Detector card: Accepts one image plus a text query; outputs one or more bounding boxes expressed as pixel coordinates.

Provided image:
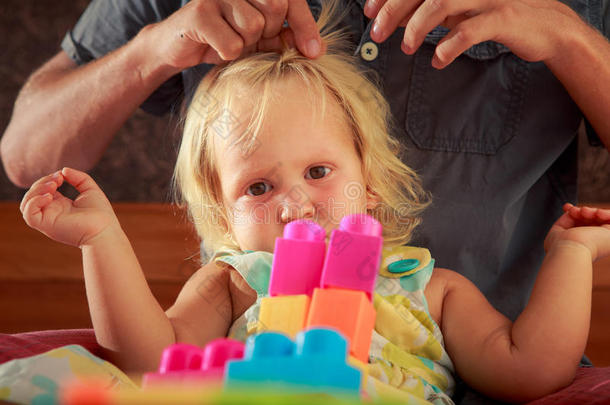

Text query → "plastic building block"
[347,356,369,392]
[142,339,244,387]
[225,328,361,396]
[258,294,310,337]
[305,288,375,363]
[61,382,367,405]
[61,382,220,405]
[269,219,326,296]
[320,214,383,299]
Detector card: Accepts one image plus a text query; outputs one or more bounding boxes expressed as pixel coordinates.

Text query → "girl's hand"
[544,203,610,261]
[20,167,119,248]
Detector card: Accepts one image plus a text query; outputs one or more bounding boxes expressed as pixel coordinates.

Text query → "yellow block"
[258,295,310,338]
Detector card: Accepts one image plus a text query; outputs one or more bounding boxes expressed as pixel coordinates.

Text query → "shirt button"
[360,41,378,61]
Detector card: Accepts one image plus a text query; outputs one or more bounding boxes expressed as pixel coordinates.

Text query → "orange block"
[305,288,375,362]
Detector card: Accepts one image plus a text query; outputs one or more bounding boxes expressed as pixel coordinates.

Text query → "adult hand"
[145,0,322,70]
[363,0,584,69]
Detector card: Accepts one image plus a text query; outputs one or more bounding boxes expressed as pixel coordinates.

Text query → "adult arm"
[0,0,322,188]
[0,37,178,188]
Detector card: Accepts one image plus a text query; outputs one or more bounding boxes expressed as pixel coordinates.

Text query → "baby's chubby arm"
[165,262,254,347]
[438,204,610,403]
[20,168,234,373]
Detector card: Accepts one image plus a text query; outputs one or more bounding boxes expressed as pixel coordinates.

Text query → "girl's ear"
[365,186,380,210]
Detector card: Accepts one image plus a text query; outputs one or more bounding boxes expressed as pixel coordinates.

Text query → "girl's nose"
[279,192,315,223]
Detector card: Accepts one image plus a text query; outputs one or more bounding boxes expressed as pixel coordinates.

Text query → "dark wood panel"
[0,203,608,366]
[0,281,183,334]
[0,202,201,282]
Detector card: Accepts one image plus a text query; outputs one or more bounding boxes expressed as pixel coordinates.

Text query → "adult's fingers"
[403,0,484,54]
[220,0,266,47]
[364,0,387,19]
[247,0,288,38]
[256,27,296,52]
[432,12,497,69]
[190,7,245,60]
[371,0,421,43]
[285,0,322,58]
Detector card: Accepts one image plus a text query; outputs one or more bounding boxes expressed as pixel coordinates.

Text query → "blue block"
[225,328,361,396]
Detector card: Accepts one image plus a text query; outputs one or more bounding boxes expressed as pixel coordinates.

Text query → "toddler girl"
[20,2,610,404]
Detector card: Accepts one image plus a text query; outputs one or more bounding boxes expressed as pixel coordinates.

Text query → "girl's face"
[215,77,377,252]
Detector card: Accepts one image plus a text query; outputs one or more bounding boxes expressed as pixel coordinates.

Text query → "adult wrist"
[131,23,183,86]
[543,6,593,69]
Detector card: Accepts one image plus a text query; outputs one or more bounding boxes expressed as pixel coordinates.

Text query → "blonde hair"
[173,0,430,257]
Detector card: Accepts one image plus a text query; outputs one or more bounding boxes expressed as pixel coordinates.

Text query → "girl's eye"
[306,166,331,180]
[246,182,272,196]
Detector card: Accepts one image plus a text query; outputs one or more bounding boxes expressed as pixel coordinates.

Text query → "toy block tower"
[306,213,382,362]
[258,219,326,337]
[142,338,245,387]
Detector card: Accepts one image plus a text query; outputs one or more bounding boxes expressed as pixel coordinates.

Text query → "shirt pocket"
[405,26,531,155]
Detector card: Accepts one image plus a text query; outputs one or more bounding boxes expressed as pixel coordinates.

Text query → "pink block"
[269,219,326,296]
[320,214,383,299]
[142,338,244,387]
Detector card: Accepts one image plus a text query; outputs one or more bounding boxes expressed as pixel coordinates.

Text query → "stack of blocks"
[259,214,382,363]
[135,213,384,400]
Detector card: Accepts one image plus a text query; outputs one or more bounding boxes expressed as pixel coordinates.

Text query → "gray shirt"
[61,1,608,401]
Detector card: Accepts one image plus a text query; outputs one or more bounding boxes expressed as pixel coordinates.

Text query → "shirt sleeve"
[60,0,184,116]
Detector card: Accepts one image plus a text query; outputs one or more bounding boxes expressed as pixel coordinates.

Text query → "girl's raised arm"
[437,205,610,403]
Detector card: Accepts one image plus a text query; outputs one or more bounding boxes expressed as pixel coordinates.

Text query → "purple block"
[142,338,244,387]
[269,219,326,296]
[320,214,383,299]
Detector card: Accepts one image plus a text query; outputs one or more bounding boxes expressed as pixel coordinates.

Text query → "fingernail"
[364,0,375,17]
[306,39,320,57]
[52,170,61,179]
[371,22,383,41]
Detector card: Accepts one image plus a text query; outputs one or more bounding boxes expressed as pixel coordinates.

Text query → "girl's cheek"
[230,200,274,227]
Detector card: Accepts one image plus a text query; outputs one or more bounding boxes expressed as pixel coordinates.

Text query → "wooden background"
[0,202,609,367]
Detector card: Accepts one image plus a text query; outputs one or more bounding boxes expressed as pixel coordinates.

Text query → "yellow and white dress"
[215,245,456,405]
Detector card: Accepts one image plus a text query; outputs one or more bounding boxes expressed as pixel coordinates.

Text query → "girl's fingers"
[20,171,63,213]
[579,206,598,220]
[595,208,610,222]
[22,193,53,228]
[60,167,102,195]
